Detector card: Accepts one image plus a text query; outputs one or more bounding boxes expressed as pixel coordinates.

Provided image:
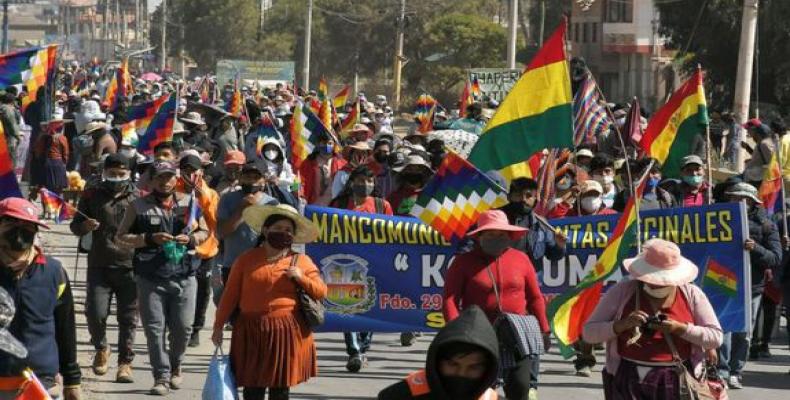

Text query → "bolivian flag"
[468,20,573,173]
[639,69,708,178]
[548,172,648,357]
[703,258,737,297]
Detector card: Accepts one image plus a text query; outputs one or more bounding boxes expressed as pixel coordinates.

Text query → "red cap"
[743,118,762,129]
[0,198,49,229]
[224,150,246,166]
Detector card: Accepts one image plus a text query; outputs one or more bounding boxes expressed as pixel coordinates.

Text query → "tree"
[657,0,790,117]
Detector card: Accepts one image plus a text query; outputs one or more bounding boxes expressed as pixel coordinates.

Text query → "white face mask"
[594,174,614,186]
[264,149,279,161]
[643,284,674,299]
[581,197,602,213]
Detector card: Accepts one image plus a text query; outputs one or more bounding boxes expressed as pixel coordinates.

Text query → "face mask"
[682,175,704,187]
[264,149,279,161]
[241,184,263,195]
[319,144,333,155]
[352,183,374,198]
[479,237,510,257]
[556,177,572,191]
[646,177,660,189]
[119,148,137,158]
[401,173,423,186]
[643,285,674,298]
[3,227,36,252]
[266,231,294,250]
[593,174,614,186]
[152,189,172,201]
[581,197,602,213]
[373,152,389,164]
[441,376,484,400]
[102,176,129,192]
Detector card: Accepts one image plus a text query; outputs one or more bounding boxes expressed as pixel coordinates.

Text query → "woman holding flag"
[583,239,722,399]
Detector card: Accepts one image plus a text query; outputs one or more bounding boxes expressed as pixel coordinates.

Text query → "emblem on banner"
[320,254,376,314]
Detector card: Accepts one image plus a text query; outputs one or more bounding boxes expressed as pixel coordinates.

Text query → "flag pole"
[701,65,714,205]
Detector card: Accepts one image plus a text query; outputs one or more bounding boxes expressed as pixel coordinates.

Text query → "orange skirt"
[230,310,317,388]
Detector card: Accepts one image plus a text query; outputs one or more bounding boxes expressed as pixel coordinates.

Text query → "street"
[40,224,790,399]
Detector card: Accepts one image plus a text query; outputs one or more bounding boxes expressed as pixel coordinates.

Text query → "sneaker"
[400,332,417,347]
[170,367,183,390]
[188,331,200,348]
[346,355,363,373]
[116,363,134,383]
[576,366,592,377]
[528,388,538,400]
[92,348,110,376]
[150,381,170,396]
[728,375,743,389]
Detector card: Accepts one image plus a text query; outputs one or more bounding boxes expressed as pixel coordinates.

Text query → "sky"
[149,0,162,12]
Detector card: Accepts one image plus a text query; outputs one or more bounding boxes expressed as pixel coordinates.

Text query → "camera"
[641,313,667,336]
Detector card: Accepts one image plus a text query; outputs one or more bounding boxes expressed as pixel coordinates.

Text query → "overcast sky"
[149,0,161,12]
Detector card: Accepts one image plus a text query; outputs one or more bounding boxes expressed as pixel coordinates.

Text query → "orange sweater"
[214,249,327,330]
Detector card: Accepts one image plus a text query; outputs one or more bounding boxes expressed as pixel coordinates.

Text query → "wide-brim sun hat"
[466,209,527,239]
[242,204,319,244]
[725,182,762,204]
[393,154,433,173]
[623,238,699,286]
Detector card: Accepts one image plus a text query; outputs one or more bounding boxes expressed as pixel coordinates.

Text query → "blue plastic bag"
[202,346,238,400]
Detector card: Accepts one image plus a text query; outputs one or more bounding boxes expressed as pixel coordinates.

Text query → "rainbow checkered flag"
[410,151,508,241]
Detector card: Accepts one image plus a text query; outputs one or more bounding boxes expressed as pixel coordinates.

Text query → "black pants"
[574,340,597,369]
[85,267,138,364]
[243,387,289,400]
[193,258,216,333]
[503,356,533,400]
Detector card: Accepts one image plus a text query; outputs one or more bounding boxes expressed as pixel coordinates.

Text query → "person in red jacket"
[443,209,549,400]
[298,134,346,206]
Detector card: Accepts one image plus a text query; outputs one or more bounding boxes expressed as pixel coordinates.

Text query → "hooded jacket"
[378,306,499,400]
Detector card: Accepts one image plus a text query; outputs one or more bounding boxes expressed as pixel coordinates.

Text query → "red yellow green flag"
[639,69,708,178]
[702,258,737,297]
[548,174,648,357]
[333,85,350,109]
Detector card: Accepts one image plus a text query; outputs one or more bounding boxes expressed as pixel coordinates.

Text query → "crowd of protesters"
[0,56,789,400]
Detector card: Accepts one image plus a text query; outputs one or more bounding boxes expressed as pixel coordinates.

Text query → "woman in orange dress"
[212,204,327,400]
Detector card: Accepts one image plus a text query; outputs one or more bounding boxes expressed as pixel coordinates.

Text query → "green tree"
[657,0,790,117]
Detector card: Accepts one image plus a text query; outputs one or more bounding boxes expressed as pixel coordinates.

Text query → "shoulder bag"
[291,254,325,329]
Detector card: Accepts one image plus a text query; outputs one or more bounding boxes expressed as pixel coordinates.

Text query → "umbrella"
[140,72,163,82]
[428,129,479,159]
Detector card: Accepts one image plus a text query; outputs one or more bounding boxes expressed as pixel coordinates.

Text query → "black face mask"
[3,227,36,252]
[401,173,424,186]
[102,179,128,193]
[373,152,389,164]
[441,376,484,400]
[241,184,263,195]
[266,231,294,250]
[151,190,172,201]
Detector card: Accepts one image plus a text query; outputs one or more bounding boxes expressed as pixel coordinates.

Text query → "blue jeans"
[718,292,761,378]
[137,275,197,381]
[344,332,373,356]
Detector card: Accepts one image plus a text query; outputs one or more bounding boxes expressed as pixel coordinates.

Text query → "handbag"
[202,346,238,400]
[485,262,544,362]
[291,254,325,329]
[635,285,720,400]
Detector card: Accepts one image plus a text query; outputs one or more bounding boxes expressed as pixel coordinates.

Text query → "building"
[569,0,678,112]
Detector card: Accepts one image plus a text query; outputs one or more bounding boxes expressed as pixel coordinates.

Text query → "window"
[606,0,633,23]
[583,22,589,43]
[574,23,580,42]
[592,22,598,43]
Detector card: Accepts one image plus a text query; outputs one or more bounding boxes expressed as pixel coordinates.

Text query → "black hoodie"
[378,306,500,400]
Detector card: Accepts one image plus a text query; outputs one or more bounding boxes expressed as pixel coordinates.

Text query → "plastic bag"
[202,346,238,400]
[163,240,186,264]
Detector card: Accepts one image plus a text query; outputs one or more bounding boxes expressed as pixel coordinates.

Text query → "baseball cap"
[152,160,178,177]
[0,198,49,229]
[0,287,28,359]
[742,118,762,129]
[178,154,202,171]
[580,180,603,195]
[224,150,246,166]
[680,155,704,168]
[104,153,130,170]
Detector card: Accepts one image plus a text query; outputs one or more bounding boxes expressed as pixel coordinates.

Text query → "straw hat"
[242,204,319,244]
[623,239,699,286]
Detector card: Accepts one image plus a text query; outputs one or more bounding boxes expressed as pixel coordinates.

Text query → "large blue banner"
[305,203,750,333]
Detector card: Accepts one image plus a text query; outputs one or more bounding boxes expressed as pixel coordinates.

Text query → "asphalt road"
[38,223,790,399]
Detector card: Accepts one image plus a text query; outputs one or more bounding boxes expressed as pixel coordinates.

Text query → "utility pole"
[3,0,10,54]
[160,0,167,71]
[507,0,518,69]
[393,0,406,112]
[732,0,758,172]
[302,0,313,90]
